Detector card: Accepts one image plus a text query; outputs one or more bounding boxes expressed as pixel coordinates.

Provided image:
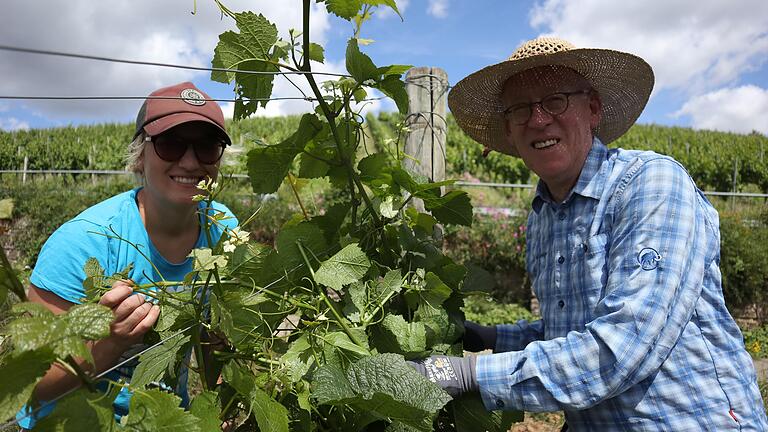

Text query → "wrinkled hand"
[463,321,497,352]
[98,280,160,349]
[407,355,478,398]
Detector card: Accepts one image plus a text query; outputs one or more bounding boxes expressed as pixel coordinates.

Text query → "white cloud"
[673,85,768,135]
[0,117,30,131]
[529,0,768,95]
[427,0,449,18]
[0,1,330,122]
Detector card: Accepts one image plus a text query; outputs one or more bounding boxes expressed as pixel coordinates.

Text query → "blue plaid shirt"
[476,139,768,431]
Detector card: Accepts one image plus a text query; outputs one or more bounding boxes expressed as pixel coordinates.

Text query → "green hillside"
[2,113,767,193]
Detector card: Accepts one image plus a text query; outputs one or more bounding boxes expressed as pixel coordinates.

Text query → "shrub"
[719,209,768,322]
[463,295,535,326]
[443,212,529,304]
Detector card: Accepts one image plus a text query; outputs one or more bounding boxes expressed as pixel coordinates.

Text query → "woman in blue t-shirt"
[18,81,238,428]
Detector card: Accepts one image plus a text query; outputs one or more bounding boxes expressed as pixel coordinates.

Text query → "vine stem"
[295,241,367,351]
[300,0,381,229]
[287,172,310,220]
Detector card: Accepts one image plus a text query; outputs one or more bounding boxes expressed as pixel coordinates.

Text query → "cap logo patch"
[180,88,206,106]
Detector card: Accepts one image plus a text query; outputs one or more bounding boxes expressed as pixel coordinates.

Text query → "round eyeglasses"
[503,90,591,125]
[146,133,227,165]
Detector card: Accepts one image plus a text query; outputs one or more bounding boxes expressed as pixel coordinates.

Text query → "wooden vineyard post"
[403,67,448,211]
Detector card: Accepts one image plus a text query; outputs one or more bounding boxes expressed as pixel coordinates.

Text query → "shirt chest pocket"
[570,232,610,322]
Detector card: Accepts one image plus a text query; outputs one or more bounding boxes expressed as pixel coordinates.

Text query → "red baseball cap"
[133,81,231,144]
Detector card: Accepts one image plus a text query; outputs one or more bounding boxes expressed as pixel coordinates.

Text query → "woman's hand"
[98,280,160,350]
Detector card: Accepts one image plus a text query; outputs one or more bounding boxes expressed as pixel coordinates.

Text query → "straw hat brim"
[447,48,654,157]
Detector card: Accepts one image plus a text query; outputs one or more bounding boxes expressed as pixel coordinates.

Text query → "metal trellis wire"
[0,44,353,78]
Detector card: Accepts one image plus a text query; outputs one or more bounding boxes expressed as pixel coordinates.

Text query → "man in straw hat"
[409,37,767,430]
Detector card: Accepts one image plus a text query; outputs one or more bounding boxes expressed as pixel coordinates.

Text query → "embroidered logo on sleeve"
[637,247,661,270]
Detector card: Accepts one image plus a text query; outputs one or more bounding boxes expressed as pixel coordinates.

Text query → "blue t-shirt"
[18,187,238,428]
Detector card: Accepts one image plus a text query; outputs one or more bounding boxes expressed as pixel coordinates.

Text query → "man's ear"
[589,91,603,129]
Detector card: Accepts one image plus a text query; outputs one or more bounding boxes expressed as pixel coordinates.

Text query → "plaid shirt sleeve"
[494,320,545,352]
[477,157,716,412]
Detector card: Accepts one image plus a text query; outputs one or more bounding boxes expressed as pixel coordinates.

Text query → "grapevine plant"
[0,1,522,430]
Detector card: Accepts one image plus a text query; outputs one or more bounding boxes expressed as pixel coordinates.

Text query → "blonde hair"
[125,131,146,181]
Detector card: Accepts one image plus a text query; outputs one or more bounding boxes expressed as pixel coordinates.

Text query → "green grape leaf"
[62,303,113,341]
[130,333,190,390]
[123,389,201,432]
[8,303,112,364]
[298,152,331,178]
[353,86,367,103]
[358,152,394,189]
[211,12,279,118]
[189,391,221,432]
[375,314,427,357]
[155,291,196,334]
[324,0,363,19]
[247,142,298,193]
[378,64,412,77]
[376,75,409,114]
[247,114,323,194]
[343,281,367,322]
[211,290,284,350]
[379,196,399,218]
[424,190,473,227]
[367,0,402,17]
[307,42,325,63]
[228,242,272,279]
[312,353,452,431]
[34,386,120,431]
[211,13,277,82]
[323,331,370,359]
[453,393,524,432]
[416,305,463,349]
[82,257,106,302]
[463,264,495,293]
[434,263,467,292]
[281,335,315,383]
[370,270,403,308]
[404,272,451,311]
[314,243,371,291]
[189,248,228,272]
[275,221,327,269]
[223,363,290,432]
[346,39,379,84]
[410,211,437,234]
[11,301,51,317]
[313,202,351,243]
[0,349,56,422]
[0,243,25,302]
[385,422,422,432]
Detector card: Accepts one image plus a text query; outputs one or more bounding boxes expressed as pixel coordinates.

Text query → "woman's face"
[141,121,224,208]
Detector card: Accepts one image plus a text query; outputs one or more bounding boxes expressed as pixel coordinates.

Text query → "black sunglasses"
[146,132,227,165]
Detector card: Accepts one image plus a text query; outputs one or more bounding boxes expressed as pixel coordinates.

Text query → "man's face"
[501,66,601,200]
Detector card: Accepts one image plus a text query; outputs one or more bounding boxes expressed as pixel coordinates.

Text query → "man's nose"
[526,103,553,128]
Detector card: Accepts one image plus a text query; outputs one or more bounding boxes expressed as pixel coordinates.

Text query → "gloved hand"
[463,321,497,352]
[407,355,478,398]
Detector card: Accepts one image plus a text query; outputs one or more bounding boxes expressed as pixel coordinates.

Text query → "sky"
[0,0,766,136]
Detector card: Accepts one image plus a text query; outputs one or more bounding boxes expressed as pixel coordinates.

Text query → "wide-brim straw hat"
[448,37,654,156]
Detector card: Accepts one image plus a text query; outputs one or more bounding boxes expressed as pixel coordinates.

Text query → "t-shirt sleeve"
[30,219,109,304]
